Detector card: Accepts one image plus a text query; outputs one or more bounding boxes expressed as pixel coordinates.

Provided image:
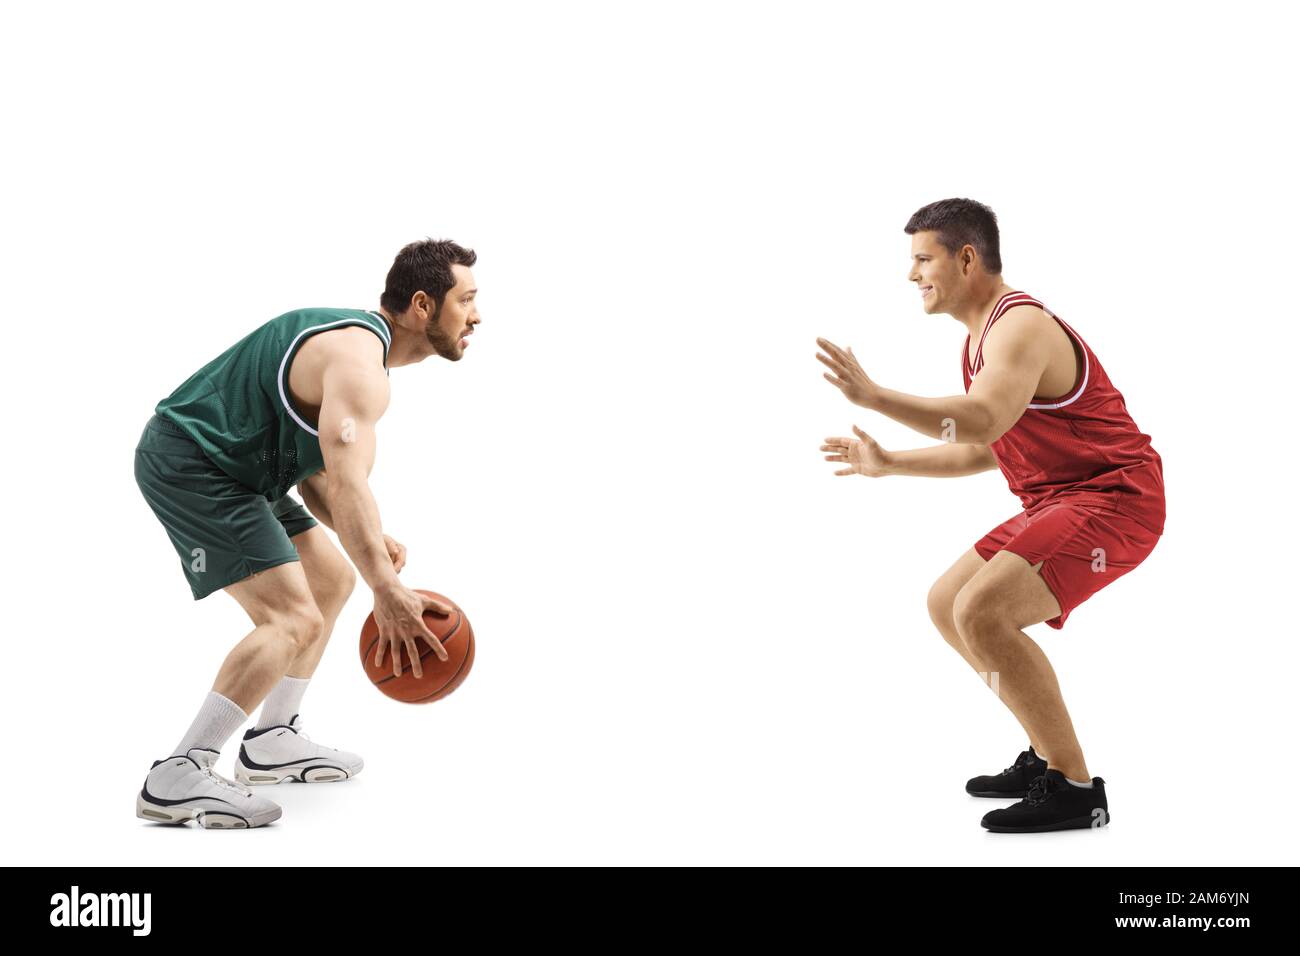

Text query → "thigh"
[224,560,318,626]
[958,550,1063,632]
[930,547,989,608]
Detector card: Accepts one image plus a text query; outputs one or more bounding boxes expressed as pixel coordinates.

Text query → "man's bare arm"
[315,355,400,595]
[822,425,997,477]
[883,442,999,477]
[962,308,1052,444]
[817,309,1050,445]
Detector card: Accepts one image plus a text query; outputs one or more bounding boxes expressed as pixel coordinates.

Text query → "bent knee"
[952,586,1002,644]
[926,579,959,633]
[271,603,326,652]
[318,563,357,615]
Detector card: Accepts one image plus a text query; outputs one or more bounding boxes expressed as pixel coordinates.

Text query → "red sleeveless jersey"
[962,291,1165,529]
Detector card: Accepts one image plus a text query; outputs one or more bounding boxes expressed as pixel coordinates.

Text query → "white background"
[2,0,1297,865]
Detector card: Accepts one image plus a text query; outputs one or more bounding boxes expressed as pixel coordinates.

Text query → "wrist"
[373,576,404,599]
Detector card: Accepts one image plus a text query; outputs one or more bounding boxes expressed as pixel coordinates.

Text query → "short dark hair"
[904,198,1001,274]
[381,239,477,315]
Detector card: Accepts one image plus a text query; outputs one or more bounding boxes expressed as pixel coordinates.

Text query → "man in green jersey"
[133,239,480,828]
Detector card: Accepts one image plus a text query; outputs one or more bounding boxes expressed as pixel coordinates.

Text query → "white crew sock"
[173,691,248,757]
[256,676,311,729]
[1065,777,1094,789]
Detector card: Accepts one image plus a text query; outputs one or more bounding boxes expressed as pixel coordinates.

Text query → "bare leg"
[928,549,1046,756]
[214,562,324,714]
[282,526,357,679]
[953,551,1090,781]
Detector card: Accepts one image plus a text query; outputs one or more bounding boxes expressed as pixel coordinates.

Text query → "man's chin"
[426,338,464,361]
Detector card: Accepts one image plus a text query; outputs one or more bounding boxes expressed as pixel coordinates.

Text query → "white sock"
[173,691,248,757]
[1065,776,1094,789]
[256,676,311,729]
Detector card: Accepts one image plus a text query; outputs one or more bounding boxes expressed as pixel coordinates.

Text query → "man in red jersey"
[817,198,1164,833]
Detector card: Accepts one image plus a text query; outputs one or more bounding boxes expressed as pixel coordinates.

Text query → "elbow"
[324,472,366,508]
[963,400,1009,445]
[966,411,999,445]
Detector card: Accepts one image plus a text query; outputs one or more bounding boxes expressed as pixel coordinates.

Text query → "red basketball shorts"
[973,495,1164,630]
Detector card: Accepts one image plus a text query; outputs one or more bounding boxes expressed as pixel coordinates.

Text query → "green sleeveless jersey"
[154,308,392,498]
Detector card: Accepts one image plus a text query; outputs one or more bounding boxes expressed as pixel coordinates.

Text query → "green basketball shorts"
[134,413,318,600]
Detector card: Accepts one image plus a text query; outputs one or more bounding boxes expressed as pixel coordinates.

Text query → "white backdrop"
[2,0,1296,865]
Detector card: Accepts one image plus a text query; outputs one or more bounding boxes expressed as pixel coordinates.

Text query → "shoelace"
[291,724,343,756]
[200,764,253,798]
[999,749,1036,776]
[290,721,341,754]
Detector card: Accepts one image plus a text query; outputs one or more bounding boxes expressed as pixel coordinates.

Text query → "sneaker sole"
[967,789,1030,798]
[982,814,1108,833]
[234,763,359,786]
[135,794,281,829]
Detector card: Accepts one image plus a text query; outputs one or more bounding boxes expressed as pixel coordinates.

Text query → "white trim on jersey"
[970,292,1039,373]
[278,316,392,437]
[1026,315,1090,410]
[364,311,393,350]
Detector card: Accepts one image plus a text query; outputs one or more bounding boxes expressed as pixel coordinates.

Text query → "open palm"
[820,425,890,477]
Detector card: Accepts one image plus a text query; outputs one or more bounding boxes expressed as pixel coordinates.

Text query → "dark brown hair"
[904,199,1001,274]
[381,239,477,316]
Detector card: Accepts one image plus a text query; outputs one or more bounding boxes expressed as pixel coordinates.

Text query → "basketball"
[359,589,475,703]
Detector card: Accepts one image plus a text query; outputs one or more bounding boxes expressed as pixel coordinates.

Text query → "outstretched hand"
[816,337,879,409]
[820,425,891,477]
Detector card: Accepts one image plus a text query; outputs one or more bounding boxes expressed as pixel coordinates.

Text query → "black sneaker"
[980,769,1110,833]
[965,746,1048,798]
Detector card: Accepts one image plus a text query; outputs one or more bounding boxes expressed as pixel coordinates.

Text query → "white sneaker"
[137,747,283,829]
[234,714,364,785]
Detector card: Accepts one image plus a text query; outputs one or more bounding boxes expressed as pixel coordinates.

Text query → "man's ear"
[960,244,977,276]
[413,290,434,320]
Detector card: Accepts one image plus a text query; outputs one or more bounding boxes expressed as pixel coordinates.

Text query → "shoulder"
[315,324,386,355]
[303,323,389,413]
[320,350,390,419]
[977,304,1059,372]
[295,320,386,368]
[983,304,1055,356]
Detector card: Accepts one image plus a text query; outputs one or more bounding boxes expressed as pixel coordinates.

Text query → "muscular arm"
[866,308,1051,444]
[315,354,401,595]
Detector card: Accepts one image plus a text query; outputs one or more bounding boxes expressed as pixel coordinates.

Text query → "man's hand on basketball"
[821,425,892,477]
[382,534,407,573]
[817,337,879,408]
[372,585,452,679]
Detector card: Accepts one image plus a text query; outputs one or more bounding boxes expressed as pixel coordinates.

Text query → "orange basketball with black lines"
[359,589,475,703]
